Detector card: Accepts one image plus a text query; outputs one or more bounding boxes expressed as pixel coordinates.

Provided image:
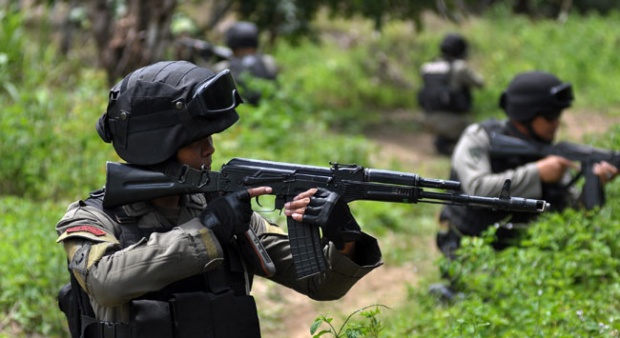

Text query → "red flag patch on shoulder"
[66,225,106,236]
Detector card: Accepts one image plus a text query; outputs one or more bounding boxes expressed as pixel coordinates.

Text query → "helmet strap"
[506,119,552,145]
[525,123,551,144]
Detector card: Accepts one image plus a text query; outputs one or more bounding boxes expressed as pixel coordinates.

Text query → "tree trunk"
[87,0,178,86]
[513,0,531,15]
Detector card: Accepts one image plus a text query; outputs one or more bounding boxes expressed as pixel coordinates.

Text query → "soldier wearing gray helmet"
[55,61,382,338]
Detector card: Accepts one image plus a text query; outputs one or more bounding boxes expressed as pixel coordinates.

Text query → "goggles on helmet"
[190,69,242,115]
[549,82,573,105]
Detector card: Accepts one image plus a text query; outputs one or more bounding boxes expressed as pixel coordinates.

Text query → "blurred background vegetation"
[2,0,620,337]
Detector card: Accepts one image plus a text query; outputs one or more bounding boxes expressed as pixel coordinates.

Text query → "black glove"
[302,188,361,250]
[200,190,253,243]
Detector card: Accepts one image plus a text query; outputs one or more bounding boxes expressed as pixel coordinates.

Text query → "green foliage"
[234,0,432,42]
[0,10,23,97]
[0,197,68,337]
[221,76,375,165]
[311,305,389,338]
[268,9,620,134]
[5,6,620,338]
[0,11,112,201]
[468,9,620,118]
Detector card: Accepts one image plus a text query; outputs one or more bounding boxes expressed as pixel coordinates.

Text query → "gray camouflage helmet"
[499,71,573,122]
[96,60,242,165]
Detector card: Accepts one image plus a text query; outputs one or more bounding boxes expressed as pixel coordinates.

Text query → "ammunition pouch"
[75,291,260,338]
[170,291,260,337]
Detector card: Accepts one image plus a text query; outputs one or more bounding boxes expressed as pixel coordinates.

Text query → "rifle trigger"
[500,179,512,199]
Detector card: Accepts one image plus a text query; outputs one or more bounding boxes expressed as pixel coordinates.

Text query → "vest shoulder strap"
[83,189,143,247]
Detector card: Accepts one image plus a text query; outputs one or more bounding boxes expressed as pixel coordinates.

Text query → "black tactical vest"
[440,120,569,241]
[228,55,277,106]
[417,60,472,113]
[59,190,261,338]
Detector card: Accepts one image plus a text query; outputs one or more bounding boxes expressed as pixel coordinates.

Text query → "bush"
[0,197,68,337]
[396,129,620,337]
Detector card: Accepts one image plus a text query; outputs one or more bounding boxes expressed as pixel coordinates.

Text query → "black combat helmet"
[225,21,259,50]
[499,71,573,122]
[440,33,468,59]
[96,60,242,165]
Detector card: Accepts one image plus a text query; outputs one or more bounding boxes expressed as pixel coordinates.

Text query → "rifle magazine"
[287,218,328,279]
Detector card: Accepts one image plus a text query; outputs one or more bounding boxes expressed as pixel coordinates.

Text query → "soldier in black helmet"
[55,61,382,338]
[213,21,278,105]
[418,33,485,156]
[430,71,617,301]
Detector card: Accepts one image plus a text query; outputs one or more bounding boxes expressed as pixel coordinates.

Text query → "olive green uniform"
[56,193,383,324]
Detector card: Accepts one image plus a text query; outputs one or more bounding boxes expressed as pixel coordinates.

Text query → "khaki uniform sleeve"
[56,202,224,308]
[452,60,485,88]
[250,213,382,301]
[261,54,279,77]
[452,123,543,199]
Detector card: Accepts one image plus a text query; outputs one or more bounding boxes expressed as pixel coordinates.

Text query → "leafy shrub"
[311,305,389,338]
[0,11,112,201]
[0,197,68,337]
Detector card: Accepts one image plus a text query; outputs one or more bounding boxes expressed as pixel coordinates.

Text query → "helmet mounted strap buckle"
[164,162,211,188]
[109,110,130,150]
[177,164,189,184]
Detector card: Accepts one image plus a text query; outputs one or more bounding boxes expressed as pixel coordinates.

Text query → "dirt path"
[253,108,620,338]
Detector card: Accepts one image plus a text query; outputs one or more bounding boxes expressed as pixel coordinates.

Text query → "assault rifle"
[175,37,232,63]
[489,132,620,210]
[103,158,549,279]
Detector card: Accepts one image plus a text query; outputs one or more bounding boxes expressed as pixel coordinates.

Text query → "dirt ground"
[252,108,620,338]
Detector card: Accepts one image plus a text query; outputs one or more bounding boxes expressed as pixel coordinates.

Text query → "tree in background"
[87,0,177,85]
[9,0,620,85]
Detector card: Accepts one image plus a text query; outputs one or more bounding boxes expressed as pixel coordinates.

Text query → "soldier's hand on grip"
[302,188,361,250]
[200,190,253,243]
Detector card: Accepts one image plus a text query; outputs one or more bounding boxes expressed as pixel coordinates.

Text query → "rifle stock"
[103,158,549,279]
[489,132,619,209]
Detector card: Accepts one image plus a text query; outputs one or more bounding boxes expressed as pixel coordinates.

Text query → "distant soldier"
[430,71,618,302]
[172,16,231,68]
[418,33,485,156]
[213,21,278,105]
